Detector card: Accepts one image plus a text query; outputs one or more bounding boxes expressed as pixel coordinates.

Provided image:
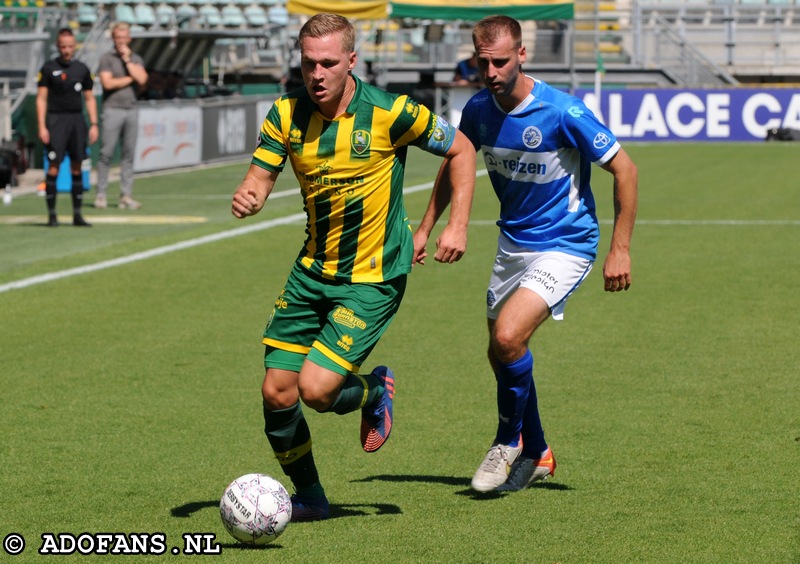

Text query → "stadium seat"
[155,2,175,26]
[174,2,197,26]
[266,4,287,24]
[221,4,245,26]
[243,3,266,26]
[76,3,97,24]
[114,3,137,24]
[197,3,222,27]
[134,2,157,26]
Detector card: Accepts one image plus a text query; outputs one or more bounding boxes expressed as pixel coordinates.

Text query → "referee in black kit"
[36,27,99,227]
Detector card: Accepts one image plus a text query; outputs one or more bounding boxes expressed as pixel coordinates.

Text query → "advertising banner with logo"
[201,102,262,163]
[134,106,202,172]
[575,88,800,142]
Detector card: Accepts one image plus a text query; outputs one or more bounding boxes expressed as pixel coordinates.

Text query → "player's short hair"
[57,27,74,39]
[472,15,523,49]
[298,12,356,53]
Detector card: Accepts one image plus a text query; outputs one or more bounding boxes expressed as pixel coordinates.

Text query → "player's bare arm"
[413,131,476,265]
[600,148,638,292]
[413,162,451,266]
[231,165,278,218]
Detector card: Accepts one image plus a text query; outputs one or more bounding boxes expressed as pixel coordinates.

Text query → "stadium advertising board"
[134,106,202,172]
[201,102,261,163]
[576,88,800,142]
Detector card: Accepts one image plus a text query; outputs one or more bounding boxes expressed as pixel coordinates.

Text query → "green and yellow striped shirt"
[252,75,455,283]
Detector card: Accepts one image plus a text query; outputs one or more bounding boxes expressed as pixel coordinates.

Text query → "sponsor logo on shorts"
[332,306,367,330]
[337,334,353,352]
[522,268,558,294]
[486,288,497,308]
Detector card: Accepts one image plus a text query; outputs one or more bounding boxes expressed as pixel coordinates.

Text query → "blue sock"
[494,349,533,447]
[520,357,547,457]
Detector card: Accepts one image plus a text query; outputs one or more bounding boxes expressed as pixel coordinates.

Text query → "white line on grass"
[0,213,306,294]
[0,172,488,294]
[5,168,795,294]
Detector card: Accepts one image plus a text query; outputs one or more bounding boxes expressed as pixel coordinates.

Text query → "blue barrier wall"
[575,88,800,142]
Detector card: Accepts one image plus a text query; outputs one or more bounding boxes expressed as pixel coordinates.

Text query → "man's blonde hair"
[298,12,356,53]
[111,21,131,36]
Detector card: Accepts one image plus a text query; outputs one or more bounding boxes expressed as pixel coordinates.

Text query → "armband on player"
[421,114,457,156]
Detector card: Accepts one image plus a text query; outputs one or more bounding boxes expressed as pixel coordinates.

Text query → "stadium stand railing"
[2,0,800,128]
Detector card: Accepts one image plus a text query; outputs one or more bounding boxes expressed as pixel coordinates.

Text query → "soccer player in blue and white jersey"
[414,15,638,492]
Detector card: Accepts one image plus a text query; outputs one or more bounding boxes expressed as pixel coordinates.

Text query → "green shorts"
[263,262,407,376]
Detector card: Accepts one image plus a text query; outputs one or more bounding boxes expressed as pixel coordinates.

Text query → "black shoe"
[73,215,92,227]
[289,494,330,521]
[47,216,59,227]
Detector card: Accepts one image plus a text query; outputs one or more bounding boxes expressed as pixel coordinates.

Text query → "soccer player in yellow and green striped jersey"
[231,13,476,521]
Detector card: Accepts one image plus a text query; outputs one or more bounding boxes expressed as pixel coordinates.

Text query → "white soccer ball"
[219,473,292,545]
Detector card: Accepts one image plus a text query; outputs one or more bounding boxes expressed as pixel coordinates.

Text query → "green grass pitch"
[1,143,798,562]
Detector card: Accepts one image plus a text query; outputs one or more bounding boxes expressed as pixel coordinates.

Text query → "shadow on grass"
[171,499,401,522]
[352,474,470,487]
[455,480,572,499]
[352,474,573,499]
[171,500,219,518]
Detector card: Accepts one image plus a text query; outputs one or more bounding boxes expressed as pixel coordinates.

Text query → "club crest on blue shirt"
[351,130,371,154]
[522,126,543,149]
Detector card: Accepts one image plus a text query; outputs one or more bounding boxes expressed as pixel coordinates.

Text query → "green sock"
[263,402,321,491]
[327,372,384,415]
[295,482,326,499]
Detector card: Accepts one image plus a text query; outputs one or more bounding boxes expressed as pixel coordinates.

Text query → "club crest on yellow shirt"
[351,130,371,155]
